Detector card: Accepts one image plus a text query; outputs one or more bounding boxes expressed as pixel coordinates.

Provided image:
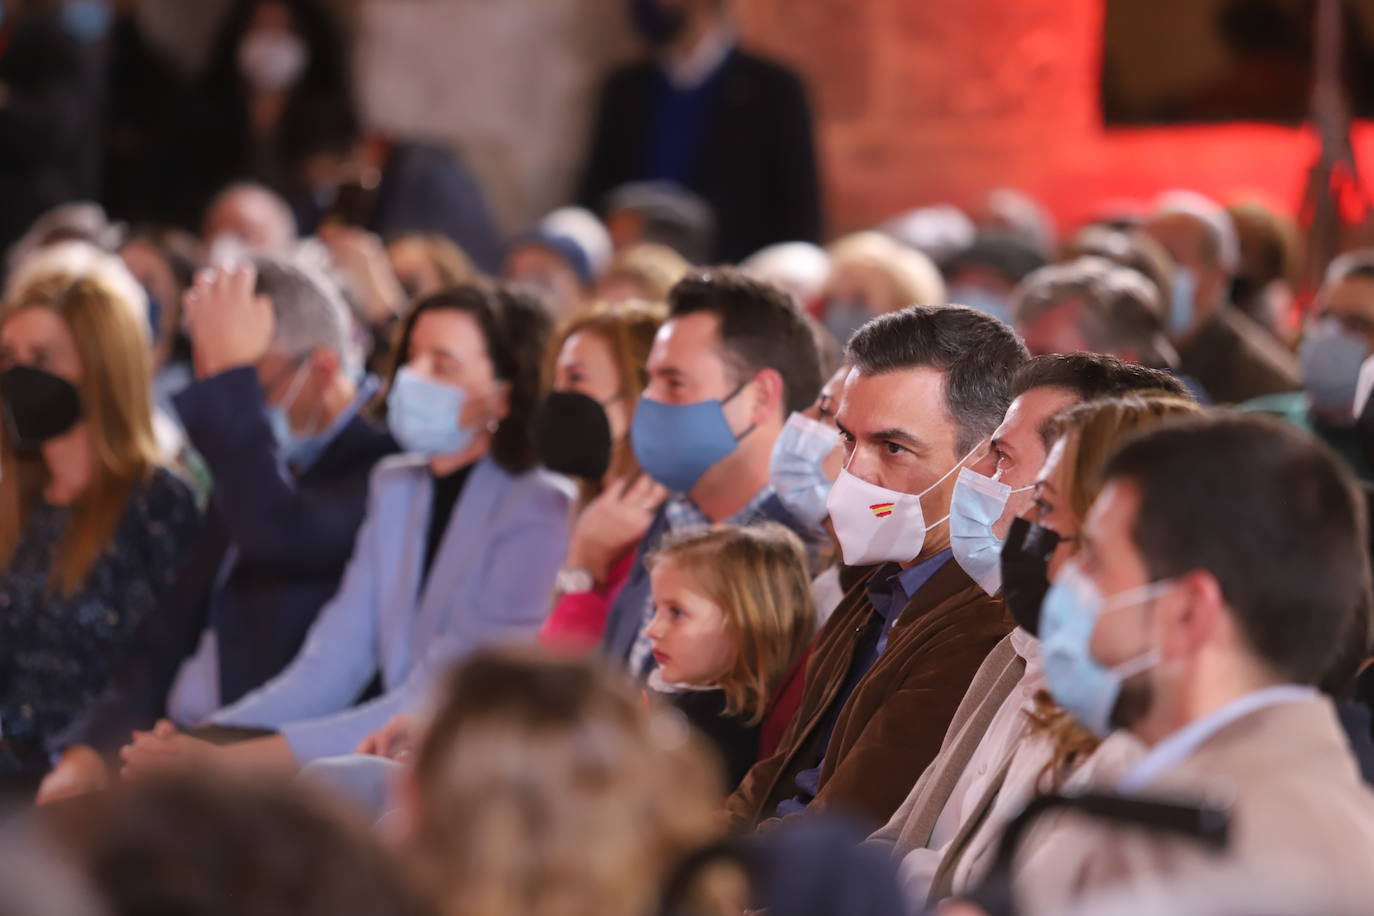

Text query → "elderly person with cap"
[503,227,596,321]
[1143,190,1299,403]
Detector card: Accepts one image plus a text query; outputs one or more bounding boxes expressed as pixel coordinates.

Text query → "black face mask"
[999,516,1062,637]
[534,390,616,481]
[630,0,688,47]
[1,365,83,449]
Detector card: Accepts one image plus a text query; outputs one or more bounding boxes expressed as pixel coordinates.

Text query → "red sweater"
[538,547,637,656]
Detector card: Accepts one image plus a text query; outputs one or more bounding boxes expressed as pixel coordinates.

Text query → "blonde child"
[644,522,815,790]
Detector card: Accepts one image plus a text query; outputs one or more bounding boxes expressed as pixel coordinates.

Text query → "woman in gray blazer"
[123,285,573,772]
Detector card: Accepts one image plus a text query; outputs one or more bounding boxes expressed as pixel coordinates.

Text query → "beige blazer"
[1016,696,1374,915]
[865,633,1026,856]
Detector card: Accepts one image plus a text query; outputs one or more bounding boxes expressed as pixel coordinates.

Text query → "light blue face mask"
[631,382,751,493]
[1040,564,1169,737]
[823,297,871,347]
[267,359,324,469]
[948,285,1014,327]
[769,411,839,528]
[949,467,1031,596]
[1169,268,1197,336]
[1300,317,1371,415]
[386,367,474,457]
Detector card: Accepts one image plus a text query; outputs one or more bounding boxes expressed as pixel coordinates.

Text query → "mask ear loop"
[923,436,997,530]
[274,356,316,435]
[720,374,760,444]
[1096,579,1176,679]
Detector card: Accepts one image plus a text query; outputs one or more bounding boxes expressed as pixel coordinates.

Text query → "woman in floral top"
[0,271,198,785]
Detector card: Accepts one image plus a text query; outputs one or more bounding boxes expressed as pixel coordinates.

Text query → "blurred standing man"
[0,0,99,253]
[578,0,822,263]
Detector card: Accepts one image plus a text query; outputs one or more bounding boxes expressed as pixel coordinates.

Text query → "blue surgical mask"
[1300,317,1371,415]
[266,361,323,469]
[387,367,474,457]
[1169,268,1197,336]
[823,298,871,347]
[1040,564,1169,737]
[631,382,751,493]
[948,285,1014,327]
[949,468,1031,596]
[770,411,839,527]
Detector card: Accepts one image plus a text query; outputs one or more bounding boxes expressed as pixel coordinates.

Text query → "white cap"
[539,207,613,279]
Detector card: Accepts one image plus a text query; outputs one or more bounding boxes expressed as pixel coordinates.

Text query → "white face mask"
[949,468,1033,596]
[238,31,308,93]
[826,440,981,567]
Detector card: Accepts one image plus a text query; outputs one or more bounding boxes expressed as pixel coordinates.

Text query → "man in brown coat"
[726,304,1028,831]
[864,354,1193,905]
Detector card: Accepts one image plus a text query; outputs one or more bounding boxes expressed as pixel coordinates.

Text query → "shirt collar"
[665,483,777,532]
[292,374,380,475]
[866,550,953,624]
[1116,684,1319,793]
[659,24,734,90]
[1010,627,1041,671]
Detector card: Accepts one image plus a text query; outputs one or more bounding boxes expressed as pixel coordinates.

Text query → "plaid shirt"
[627,485,788,675]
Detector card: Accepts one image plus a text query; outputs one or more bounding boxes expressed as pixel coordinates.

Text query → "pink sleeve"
[537,546,638,657]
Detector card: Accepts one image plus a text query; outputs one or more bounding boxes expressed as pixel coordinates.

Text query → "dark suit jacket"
[599,493,821,664]
[726,559,1012,832]
[0,11,97,251]
[578,47,822,263]
[1177,305,1300,405]
[69,369,395,752]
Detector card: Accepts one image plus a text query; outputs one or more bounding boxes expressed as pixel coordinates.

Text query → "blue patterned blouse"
[0,467,199,774]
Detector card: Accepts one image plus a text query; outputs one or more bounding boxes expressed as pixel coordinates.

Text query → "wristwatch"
[555,566,597,595]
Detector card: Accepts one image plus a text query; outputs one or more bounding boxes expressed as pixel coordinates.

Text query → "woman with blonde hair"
[405,646,721,916]
[386,233,479,302]
[0,275,199,786]
[821,231,947,345]
[596,242,689,305]
[537,300,671,652]
[644,522,816,789]
[903,393,1200,907]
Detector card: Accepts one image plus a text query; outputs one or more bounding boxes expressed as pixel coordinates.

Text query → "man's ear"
[1170,569,1225,658]
[751,367,786,426]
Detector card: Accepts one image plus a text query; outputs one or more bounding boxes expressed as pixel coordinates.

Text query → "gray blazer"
[209,454,573,762]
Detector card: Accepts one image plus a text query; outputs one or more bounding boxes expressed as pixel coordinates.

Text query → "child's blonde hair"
[648,523,815,725]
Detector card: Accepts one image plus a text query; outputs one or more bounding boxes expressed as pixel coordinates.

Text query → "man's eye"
[884,441,904,456]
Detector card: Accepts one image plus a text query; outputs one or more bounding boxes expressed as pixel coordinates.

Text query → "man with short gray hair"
[39,260,395,801]
[1144,190,1299,403]
[1015,256,1178,370]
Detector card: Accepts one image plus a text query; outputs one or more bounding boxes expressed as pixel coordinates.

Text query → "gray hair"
[846,304,1029,454]
[252,256,360,372]
[1014,256,1176,368]
[1153,190,1240,274]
